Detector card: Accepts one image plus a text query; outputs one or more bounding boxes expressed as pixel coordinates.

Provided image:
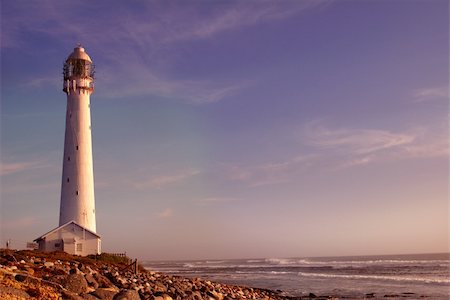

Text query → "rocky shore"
[0,250,334,300]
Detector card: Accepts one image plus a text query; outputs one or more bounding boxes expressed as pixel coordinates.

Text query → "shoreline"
[1,249,433,299]
[0,249,326,299]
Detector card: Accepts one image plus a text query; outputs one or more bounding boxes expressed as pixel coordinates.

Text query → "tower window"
[76,191,79,195]
[68,156,70,161]
[76,146,79,150]
[67,178,70,183]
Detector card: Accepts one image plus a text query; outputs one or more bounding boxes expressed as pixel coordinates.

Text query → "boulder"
[0,286,31,299]
[112,289,140,300]
[14,274,27,282]
[85,273,100,289]
[63,273,88,294]
[61,290,84,300]
[81,293,101,300]
[94,273,115,288]
[44,261,55,267]
[91,288,118,300]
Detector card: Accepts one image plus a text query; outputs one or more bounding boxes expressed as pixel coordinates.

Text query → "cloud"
[400,130,449,158]
[304,121,415,155]
[302,121,448,169]
[0,161,40,176]
[155,208,173,219]
[194,197,239,206]
[133,169,200,190]
[162,0,331,43]
[98,68,248,105]
[25,76,60,89]
[413,86,448,102]
[1,1,328,104]
[1,217,39,229]
[223,154,318,187]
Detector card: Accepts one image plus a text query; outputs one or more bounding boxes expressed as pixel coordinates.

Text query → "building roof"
[34,220,101,242]
[67,46,92,62]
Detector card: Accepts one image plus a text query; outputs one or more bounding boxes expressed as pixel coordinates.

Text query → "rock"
[63,273,89,294]
[112,289,140,300]
[0,286,31,298]
[308,292,317,298]
[208,290,224,300]
[44,261,55,267]
[61,290,84,300]
[159,294,173,300]
[26,267,35,275]
[91,288,118,300]
[81,293,101,300]
[94,273,115,288]
[86,273,99,289]
[14,274,27,282]
[4,254,16,262]
[54,266,69,275]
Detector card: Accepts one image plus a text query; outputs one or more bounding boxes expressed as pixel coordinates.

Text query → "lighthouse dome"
[67,46,92,62]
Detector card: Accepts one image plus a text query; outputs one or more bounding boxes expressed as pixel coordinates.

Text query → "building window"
[55,243,61,248]
[76,243,82,252]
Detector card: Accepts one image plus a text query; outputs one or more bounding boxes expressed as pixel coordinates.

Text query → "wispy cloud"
[223,154,318,187]
[304,121,415,155]
[25,76,60,89]
[400,129,449,158]
[162,0,331,43]
[133,169,200,190]
[413,86,448,102]
[1,1,328,104]
[0,161,41,176]
[98,67,249,105]
[1,216,40,229]
[194,197,239,206]
[302,121,448,169]
[155,208,173,219]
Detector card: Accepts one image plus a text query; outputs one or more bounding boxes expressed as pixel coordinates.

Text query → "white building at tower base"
[34,221,101,256]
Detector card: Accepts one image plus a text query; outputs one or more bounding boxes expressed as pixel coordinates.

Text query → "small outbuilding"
[34,221,101,256]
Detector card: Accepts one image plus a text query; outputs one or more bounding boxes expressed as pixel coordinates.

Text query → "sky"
[1,0,449,260]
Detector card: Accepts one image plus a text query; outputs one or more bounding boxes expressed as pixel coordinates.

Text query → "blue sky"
[1,0,448,260]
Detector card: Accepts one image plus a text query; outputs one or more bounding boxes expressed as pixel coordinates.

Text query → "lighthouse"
[59,46,97,232]
[34,46,101,255]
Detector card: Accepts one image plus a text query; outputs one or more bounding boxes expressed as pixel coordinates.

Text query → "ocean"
[142,253,450,299]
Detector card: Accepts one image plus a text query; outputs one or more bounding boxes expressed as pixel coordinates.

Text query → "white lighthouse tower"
[35,46,101,255]
[59,45,97,232]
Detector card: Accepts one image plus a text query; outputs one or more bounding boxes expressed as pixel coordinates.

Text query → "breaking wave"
[298,272,450,284]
